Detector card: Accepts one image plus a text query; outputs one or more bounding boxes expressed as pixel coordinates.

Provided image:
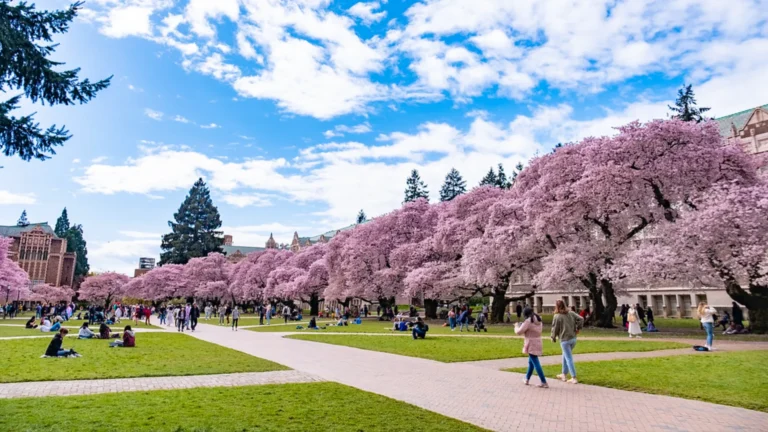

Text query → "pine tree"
[479,167,497,187]
[63,224,89,279]
[356,209,367,224]
[669,84,710,123]
[495,163,510,189]
[54,208,70,237]
[16,210,28,226]
[0,1,111,162]
[511,162,524,185]
[439,167,467,201]
[403,169,429,203]
[160,178,224,265]
[553,143,563,153]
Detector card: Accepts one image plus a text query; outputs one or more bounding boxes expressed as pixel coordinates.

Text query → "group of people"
[43,324,136,358]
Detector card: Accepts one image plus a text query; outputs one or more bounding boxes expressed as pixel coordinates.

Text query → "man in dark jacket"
[732,302,744,328]
[636,304,647,326]
[45,329,75,357]
[190,303,200,331]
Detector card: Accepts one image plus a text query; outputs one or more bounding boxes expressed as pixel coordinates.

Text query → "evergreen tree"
[495,163,510,189]
[63,224,88,279]
[439,167,467,201]
[54,208,70,237]
[16,209,28,226]
[356,209,367,224]
[511,162,524,185]
[479,167,497,187]
[160,178,224,265]
[403,169,429,203]
[553,143,563,153]
[669,84,710,123]
[0,1,111,162]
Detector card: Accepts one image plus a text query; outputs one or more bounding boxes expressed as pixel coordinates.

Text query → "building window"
[758,139,768,152]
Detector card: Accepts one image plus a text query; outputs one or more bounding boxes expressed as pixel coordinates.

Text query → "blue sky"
[2,0,767,275]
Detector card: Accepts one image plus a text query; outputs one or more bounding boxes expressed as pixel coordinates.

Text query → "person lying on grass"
[412,317,428,340]
[44,329,79,357]
[110,326,136,348]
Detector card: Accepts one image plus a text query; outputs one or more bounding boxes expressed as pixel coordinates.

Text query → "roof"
[0,222,55,238]
[222,244,265,256]
[714,104,768,137]
[307,223,357,243]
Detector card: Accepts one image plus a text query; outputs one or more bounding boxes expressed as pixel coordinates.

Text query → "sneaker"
[567,378,578,384]
[556,374,567,382]
[537,383,549,388]
[522,379,529,385]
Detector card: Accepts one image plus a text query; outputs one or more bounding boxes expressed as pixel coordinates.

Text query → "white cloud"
[118,231,161,239]
[91,156,108,163]
[348,2,387,24]
[220,193,273,208]
[100,6,155,38]
[128,84,144,92]
[72,158,81,164]
[0,190,36,205]
[200,123,221,129]
[323,122,372,138]
[144,108,164,121]
[173,115,191,123]
[89,237,158,276]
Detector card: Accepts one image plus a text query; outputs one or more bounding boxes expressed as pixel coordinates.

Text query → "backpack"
[693,345,709,352]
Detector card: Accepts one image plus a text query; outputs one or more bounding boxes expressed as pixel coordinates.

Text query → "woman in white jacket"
[698,302,718,350]
[627,306,642,338]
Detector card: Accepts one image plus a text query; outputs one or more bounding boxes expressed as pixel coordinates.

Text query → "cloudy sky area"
[2,0,768,275]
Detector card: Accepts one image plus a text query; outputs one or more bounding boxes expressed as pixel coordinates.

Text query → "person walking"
[627,305,642,338]
[176,306,186,333]
[266,303,272,325]
[258,304,264,325]
[204,304,212,320]
[515,302,523,320]
[698,302,718,350]
[620,304,629,328]
[283,304,291,324]
[636,304,647,326]
[458,306,470,332]
[551,299,584,384]
[225,305,232,325]
[232,306,240,331]
[218,305,226,325]
[448,307,456,331]
[190,303,200,332]
[515,307,548,388]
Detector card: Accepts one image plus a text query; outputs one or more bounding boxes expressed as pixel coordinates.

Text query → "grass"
[507,350,768,412]
[287,334,688,362]
[0,382,485,432]
[0,333,286,383]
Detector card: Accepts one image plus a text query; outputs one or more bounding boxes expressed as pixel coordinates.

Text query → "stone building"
[0,222,76,288]
[505,105,768,318]
[221,224,358,263]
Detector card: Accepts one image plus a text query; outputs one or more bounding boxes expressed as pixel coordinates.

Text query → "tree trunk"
[424,299,438,319]
[490,288,508,323]
[595,279,617,328]
[309,294,319,317]
[747,307,768,334]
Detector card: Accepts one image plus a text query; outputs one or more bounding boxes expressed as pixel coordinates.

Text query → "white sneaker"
[567,378,578,384]
[556,374,567,382]
[522,379,529,385]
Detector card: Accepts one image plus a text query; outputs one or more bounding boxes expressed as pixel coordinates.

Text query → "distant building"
[221,225,358,263]
[134,257,156,277]
[715,104,768,157]
[0,222,76,288]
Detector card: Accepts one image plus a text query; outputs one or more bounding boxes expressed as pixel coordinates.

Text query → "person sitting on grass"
[717,311,731,331]
[49,318,61,333]
[308,317,319,330]
[110,326,135,348]
[99,322,118,339]
[45,329,78,357]
[39,317,52,332]
[412,317,428,339]
[25,316,38,329]
[78,322,96,339]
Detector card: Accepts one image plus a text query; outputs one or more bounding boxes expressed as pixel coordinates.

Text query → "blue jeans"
[703,322,714,347]
[412,328,426,339]
[459,320,469,331]
[560,338,577,377]
[449,317,456,329]
[526,354,546,383]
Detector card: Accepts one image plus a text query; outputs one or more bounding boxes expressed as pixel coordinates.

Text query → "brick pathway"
[182,323,767,432]
[0,370,321,399]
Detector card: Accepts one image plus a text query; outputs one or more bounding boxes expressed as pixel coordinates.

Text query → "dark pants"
[284,315,289,324]
[412,328,427,339]
[232,318,238,330]
[259,314,264,325]
[191,317,198,330]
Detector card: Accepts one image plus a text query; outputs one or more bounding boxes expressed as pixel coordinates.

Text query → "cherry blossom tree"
[125,264,189,301]
[267,243,329,315]
[512,119,758,327]
[30,283,74,304]
[185,253,234,303]
[79,272,130,308]
[231,249,292,303]
[0,236,31,312]
[612,182,768,333]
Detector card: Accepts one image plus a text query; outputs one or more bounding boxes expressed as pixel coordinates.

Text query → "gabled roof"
[0,222,55,238]
[222,244,265,256]
[715,104,768,137]
[307,223,357,243]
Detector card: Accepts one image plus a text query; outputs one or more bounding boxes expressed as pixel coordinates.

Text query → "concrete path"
[463,341,768,370]
[0,370,321,399]
[179,323,767,432]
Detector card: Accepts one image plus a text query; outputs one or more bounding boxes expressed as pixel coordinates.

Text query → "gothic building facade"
[1,222,76,288]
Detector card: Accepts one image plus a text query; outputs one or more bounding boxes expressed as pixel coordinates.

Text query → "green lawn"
[0,333,286,383]
[508,351,768,412]
[0,382,485,432]
[287,334,688,362]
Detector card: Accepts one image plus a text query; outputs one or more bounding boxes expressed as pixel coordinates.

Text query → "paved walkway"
[0,370,321,399]
[179,323,767,432]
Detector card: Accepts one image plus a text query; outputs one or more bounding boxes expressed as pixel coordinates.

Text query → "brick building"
[0,222,76,288]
